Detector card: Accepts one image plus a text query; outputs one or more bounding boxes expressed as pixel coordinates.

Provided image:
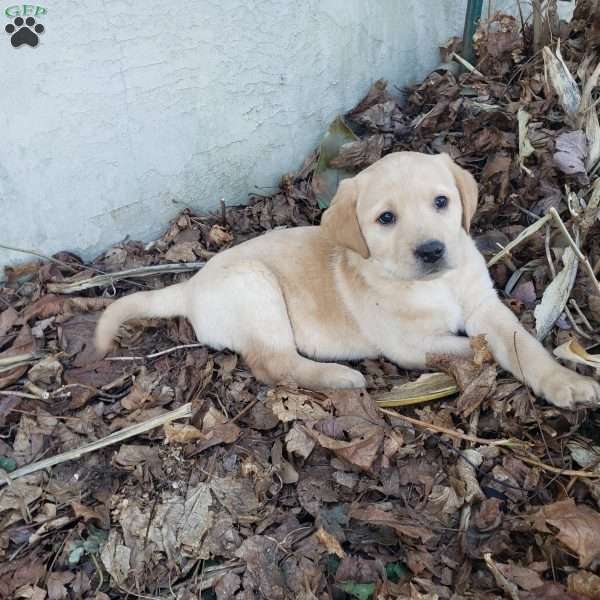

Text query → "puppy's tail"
[95,282,188,354]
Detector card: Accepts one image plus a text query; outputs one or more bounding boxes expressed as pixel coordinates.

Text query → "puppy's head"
[320,152,478,280]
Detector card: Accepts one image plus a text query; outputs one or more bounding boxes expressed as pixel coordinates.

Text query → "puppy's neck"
[338,248,413,290]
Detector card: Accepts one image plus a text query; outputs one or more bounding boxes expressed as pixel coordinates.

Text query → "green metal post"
[462,0,483,66]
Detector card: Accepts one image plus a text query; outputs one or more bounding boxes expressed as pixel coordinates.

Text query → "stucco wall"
[0,0,536,267]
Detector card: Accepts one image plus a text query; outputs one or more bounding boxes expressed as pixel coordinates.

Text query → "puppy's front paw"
[539,367,600,409]
[322,365,366,389]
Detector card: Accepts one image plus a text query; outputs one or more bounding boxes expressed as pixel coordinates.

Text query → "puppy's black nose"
[415,240,445,263]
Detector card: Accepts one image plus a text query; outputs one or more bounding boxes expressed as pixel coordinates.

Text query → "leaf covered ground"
[3,4,600,599]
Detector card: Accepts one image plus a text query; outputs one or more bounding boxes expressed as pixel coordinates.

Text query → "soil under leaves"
[3,4,600,599]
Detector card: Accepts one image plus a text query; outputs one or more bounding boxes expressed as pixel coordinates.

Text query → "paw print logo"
[5,16,44,47]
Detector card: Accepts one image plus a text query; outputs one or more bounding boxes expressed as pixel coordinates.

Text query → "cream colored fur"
[95,152,600,409]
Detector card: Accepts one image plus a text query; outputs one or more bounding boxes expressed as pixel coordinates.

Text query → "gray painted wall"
[0,1,550,267]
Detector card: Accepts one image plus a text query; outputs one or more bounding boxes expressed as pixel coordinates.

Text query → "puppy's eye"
[377,211,396,225]
[434,195,449,209]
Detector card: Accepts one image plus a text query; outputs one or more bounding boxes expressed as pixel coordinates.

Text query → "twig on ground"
[377,407,526,448]
[0,402,192,485]
[0,243,80,273]
[515,452,600,479]
[231,397,260,423]
[570,299,596,332]
[106,343,205,361]
[46,262,204,294]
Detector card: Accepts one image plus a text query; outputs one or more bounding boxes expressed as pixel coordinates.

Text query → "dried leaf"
[0,306,19,339]
[312,116,358,208]
[349,505,433,543]
[268,388,330,422]
[543,46,581,126]
[535,246,578,340]
[567,571,600,600]
[518,108,535,174]
[208,224,233,246]
[165,241,198,262]
[285,423,316,458]
[554,130,588,176]
[535,498,600,567]
[314,527,346,558]
[427,340,497,418]
[307,424,383,471]
[554,338,600,370]
[163,422,203,443]
[100,530,131,585]
[234,536,287,599]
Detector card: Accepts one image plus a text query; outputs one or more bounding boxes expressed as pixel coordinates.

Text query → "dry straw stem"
[487,212,552,267]
[46,262,204,294]
[487,204,600,297]
[0,353,44,372]
[549,207,600,297]
[484,552,521,600]
[373,372,458,407]
[450,52,485,78]
[1,402,192,485]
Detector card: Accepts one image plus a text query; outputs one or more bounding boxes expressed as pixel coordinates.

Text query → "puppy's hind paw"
[539,367,600,409]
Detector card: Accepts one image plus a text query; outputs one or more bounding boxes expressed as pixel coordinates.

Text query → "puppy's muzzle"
[414,240,446,265]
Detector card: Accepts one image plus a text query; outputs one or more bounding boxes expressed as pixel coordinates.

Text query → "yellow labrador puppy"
[95,152,600,409]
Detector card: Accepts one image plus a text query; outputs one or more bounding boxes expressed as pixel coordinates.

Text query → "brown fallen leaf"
[164,422,204,443]
[71,501,110,529]
[234,536,287,599]
[22,294,112,322]
[314,526,346,558]
[271,438,298,484]
[349,504,434,543]
[46,571,75,600]
[0,306,19,339]
[208,224,233,246]
[28,355,63,386]
[285,423,316,458]
[427,335,497,417]
[268,387,331,422]
[494,560,545,591]
[215,572,242,600]
[120,367,173,411]
[0,324,36,389]
[330,135,385,169]
[0,555,46,599]
[553,130,588,177]
[165,240,201,262]
[534,498,600,567]
[100,530,131,586]
[524,582,591,600]
[568,571,600,600]
[305,423,384,472]
[0,477,43,516]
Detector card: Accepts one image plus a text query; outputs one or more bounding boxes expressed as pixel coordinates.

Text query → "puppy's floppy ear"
[320,178,370,258]
[441,154,478,232]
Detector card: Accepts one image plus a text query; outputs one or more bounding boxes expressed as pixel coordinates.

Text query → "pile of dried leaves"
[4,3,600,599]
